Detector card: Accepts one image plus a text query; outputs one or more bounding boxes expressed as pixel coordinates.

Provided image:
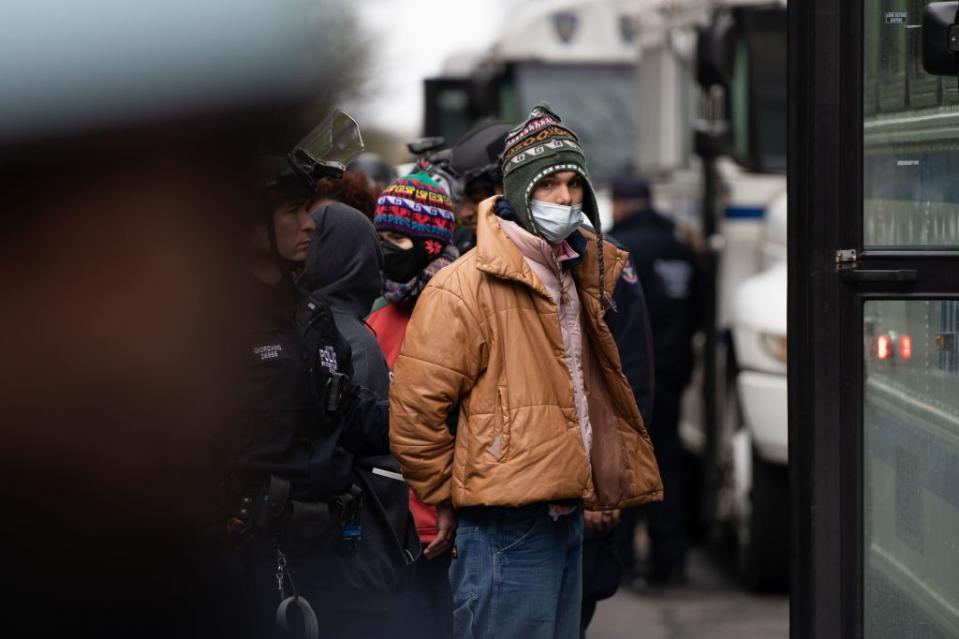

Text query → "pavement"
[586,545,789,639]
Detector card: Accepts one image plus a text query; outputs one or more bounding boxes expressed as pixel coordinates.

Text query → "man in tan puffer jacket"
[389,103,662,639]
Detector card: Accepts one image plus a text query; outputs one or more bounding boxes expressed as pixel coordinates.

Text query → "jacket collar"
[475,196,553,300]
[494,197,587,270]
[475,196,626,305]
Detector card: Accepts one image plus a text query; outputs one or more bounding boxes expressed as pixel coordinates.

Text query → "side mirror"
[696,9,737,89]
[407,136,446,156]
[694,6,787,172]
[695,9,737,160]
[922,1,959,76]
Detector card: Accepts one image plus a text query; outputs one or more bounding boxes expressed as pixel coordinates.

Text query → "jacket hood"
[298,202,383,318]
[500,103,601,236]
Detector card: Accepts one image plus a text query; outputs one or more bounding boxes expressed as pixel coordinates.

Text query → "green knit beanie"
[501,103,600,236]
[500,103,615,312]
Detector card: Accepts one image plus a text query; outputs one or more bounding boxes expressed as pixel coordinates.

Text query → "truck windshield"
[733,7,787,173]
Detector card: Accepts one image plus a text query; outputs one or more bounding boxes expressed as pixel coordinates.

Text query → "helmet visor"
[289,109,365,182]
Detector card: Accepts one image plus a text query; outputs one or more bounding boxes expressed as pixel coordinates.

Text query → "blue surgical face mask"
[529,199,585,244]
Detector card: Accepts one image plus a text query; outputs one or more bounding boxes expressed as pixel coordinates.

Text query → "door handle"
[839,269,918,283]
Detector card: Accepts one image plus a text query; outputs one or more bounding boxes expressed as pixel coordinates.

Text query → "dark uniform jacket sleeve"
[605,256,656,426]
[338,394,390,456]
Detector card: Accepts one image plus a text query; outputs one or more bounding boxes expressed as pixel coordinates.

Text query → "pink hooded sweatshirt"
[498,218,593,457]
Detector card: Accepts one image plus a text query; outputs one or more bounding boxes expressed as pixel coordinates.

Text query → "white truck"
[636,0,788,591]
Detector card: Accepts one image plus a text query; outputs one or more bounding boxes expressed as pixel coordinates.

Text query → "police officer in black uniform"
[217,113,414,639]
[610,175,702,586]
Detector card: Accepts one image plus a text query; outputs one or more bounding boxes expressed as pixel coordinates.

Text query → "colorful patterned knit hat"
[374,170,456,246]
[501,102,600,235]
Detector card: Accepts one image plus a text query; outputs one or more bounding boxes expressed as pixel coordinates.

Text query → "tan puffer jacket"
[389,197,663,510]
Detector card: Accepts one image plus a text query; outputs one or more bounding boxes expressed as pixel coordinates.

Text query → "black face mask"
[380,240,421,283]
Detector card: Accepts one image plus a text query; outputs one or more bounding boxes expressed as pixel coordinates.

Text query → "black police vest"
[233,281,355,502]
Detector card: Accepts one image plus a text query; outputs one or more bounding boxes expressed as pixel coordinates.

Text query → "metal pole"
[701,148,720,526]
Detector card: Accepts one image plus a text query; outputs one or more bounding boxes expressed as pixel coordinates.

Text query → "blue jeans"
[450,504,584,639]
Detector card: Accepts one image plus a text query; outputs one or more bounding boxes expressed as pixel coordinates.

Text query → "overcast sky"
[349,0,519,139]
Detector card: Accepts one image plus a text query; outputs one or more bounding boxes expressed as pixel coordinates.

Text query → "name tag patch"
[253,344,284,361]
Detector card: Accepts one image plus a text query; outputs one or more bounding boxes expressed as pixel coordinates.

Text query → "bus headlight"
[760,333,788,363]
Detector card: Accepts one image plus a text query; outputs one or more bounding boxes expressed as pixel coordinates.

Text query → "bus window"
[863,300,959,638]
[863,1,959,248]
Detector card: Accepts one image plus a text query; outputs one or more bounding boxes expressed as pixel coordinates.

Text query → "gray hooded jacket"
[298,202,390,400]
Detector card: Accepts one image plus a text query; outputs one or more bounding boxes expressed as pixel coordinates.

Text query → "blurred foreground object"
[0,1,366,636]
[0,0,362,144]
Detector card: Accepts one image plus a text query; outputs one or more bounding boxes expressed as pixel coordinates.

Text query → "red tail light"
[877,334,891,360]
[900,334,912,360]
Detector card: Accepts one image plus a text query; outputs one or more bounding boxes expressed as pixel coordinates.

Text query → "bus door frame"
[790,1,959,637]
